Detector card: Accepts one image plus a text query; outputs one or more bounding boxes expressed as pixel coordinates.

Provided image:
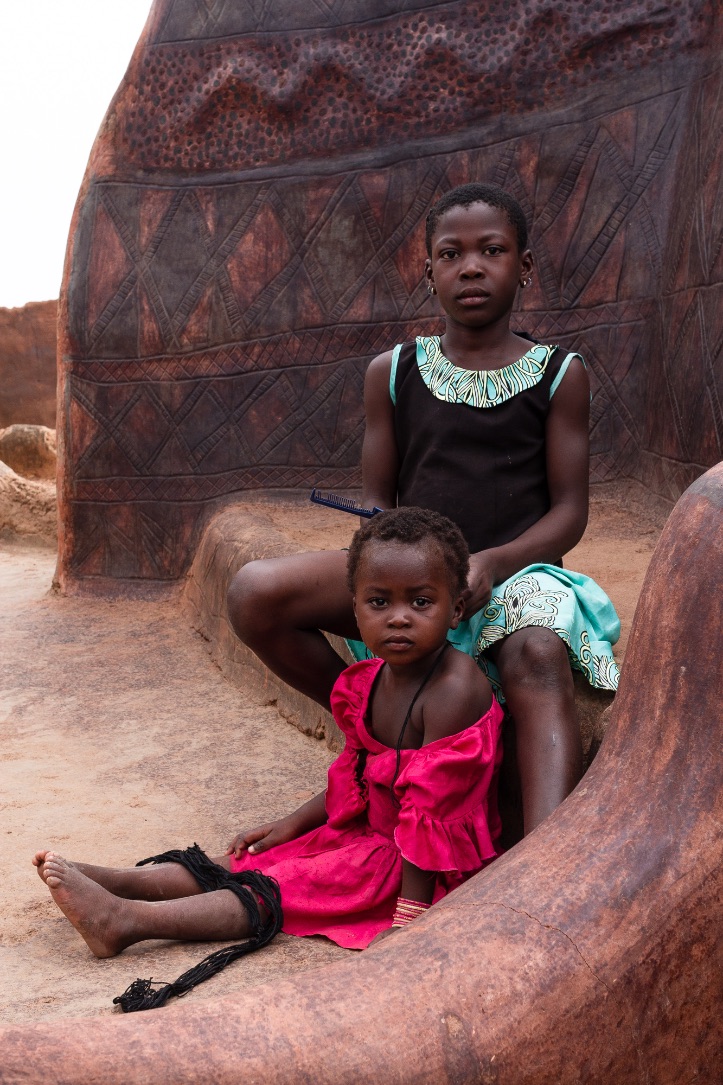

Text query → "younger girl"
[229,182,620,837]
[34,509,503,1008]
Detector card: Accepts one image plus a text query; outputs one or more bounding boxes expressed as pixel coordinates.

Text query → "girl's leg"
[227,549,360,709]
[491,627,582,835]
[33,850,231,900]
[41,852,251,958]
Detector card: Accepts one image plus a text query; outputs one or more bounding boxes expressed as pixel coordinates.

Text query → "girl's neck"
[381,641,449,687]
[440,316,527,372]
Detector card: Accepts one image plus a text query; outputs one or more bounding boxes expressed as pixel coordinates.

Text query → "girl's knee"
[499,628,572,692]
[227,560,285,639]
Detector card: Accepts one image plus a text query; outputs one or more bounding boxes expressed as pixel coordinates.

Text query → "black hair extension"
[112,844,283,1012]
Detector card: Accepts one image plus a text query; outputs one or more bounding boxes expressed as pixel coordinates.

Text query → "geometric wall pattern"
[58,0,721,580]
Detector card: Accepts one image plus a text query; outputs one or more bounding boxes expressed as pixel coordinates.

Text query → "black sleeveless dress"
[393,337,567,555]
[346,336,620,695]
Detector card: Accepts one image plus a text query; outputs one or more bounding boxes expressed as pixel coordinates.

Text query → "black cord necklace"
[390,640,450,804]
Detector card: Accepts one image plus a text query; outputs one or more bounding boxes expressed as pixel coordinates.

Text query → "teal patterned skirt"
[347,563,621,699]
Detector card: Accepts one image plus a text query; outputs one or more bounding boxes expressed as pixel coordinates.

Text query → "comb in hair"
[310,488,383,518]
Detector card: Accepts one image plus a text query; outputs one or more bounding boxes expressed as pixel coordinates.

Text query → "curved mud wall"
[58,1,722,582]
[2,463,720,1082]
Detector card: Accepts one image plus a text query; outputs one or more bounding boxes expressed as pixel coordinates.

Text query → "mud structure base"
[0,466,720,1082]
[0,463,56,545]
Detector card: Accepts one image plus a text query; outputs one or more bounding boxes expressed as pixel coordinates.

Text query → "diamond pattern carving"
[58,1,721,580]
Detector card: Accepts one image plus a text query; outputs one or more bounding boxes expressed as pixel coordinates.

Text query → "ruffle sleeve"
[325,660,383,826]
[393,699,504,873]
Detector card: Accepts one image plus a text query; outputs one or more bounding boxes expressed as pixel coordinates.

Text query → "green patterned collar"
[416,335,556,408]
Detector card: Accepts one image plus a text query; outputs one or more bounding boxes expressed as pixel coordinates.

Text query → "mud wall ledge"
[180,501,614,757]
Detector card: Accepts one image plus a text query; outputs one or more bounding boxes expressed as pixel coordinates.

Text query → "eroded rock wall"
[0,301,57,429]
[58,1,721,582]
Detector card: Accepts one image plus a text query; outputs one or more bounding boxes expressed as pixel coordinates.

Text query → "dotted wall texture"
[59,0,722,580]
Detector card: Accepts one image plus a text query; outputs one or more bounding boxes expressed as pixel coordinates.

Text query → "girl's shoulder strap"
[549,349,586,400]
[389,340,418,405]
[389,343,403,405]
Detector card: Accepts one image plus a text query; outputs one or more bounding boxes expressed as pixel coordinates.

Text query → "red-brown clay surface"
[0,485,667,1025]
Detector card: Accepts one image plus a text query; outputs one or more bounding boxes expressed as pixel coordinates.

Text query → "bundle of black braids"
[112,843,283,1013]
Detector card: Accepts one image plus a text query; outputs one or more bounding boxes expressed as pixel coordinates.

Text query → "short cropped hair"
[347,507,469,597]
[425,182,529,255]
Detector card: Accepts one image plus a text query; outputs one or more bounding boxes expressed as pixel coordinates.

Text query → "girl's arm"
[464,357,590,616]
[227,790,328,859]
[400,859,436,904]
[371,665,496,945]
[369,861,436,945]
[361,351,399,510]
[374,667,489,947]
[396,663,492,905]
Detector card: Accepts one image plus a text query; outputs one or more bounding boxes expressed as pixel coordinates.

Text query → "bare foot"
[33,849,89,884]
[33,849,52,882]
[41,852,136,958]
[33,850,134,895]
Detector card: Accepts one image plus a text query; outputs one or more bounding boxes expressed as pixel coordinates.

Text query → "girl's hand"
[463,552,497,618]
[226,816,299,860]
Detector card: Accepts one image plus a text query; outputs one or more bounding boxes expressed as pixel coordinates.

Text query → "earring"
[427,282,437,295]
[521,275,533,288]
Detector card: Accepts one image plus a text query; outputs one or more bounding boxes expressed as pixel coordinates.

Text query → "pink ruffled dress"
[229,658,504,949]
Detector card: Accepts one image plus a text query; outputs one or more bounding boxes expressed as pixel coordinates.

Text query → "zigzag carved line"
[171,186,271,336]
[329,161,446,322]
[241,176,359,332]
[562,102,680,305]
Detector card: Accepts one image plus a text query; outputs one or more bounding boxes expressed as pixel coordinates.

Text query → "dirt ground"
[0,485,669,1025]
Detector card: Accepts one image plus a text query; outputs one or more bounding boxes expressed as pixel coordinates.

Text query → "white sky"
[0,1,153,309]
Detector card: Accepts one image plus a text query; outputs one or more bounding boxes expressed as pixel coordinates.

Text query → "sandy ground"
[0,486,669,1025]
[0,543,347,1025]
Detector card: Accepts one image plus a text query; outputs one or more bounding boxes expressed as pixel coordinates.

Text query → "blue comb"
[310,488,383,518]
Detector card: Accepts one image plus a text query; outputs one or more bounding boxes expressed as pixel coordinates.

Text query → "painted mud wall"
[58,0,722,582]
